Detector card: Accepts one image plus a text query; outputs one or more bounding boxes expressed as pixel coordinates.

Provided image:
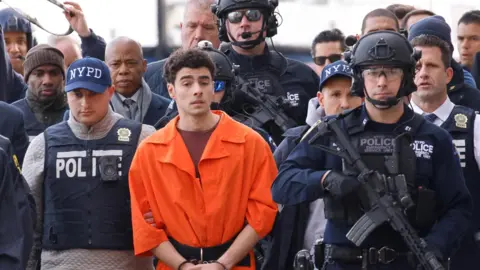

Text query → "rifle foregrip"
[346,213,379,246]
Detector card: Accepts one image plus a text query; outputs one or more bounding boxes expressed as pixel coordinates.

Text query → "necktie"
[123,98,137,120]
[423,113,437,123]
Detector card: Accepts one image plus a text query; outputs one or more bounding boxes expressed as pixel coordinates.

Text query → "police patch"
[358,135,395,154]
[117,128,131,142]
[454,113,468,129]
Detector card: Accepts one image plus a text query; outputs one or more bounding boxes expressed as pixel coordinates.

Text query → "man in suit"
[105,36,170,126]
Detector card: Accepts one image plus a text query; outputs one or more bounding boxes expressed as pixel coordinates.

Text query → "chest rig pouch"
[324,113,436,231]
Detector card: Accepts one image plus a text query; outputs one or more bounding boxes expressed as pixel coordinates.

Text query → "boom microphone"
[241,30,263,39]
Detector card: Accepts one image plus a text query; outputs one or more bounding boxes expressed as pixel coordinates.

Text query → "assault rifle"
[234,76,297,132]
[308,113,445,270]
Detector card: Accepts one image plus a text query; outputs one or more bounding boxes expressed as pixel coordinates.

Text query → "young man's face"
[362,65,403,103]
[226,9,265,42]
[27,65,64,102]
[313,42,343,75]
[168,67,214,117]
[318,76,362,116]
[67,87,115,126]
[457,22,480,69]
[4,31,28,74]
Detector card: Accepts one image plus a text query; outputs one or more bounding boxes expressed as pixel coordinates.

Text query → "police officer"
[156,40,276,151]
[22,57,155,270]
[211,0,319,143]
[271,31,472,270]
[0,101,29,165]
[0,135,34,270]
[409,34,480,269]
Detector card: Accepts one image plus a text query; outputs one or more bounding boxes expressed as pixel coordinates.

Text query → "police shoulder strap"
[300,119,322,143]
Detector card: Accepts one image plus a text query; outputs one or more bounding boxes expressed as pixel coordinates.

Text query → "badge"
[454,113,468,128]
[117,128,131,142]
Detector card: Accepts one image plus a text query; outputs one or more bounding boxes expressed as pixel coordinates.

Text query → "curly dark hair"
[163,48,215,84]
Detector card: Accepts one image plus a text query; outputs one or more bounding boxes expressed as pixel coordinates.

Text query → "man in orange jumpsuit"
[128,48,278,270]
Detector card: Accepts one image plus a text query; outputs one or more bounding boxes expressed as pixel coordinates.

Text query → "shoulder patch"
[12,154,21,173]
[300,119,322,142]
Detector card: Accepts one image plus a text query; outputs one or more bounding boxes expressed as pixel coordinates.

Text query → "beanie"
[408,15,454,53]
[23,44,65,82]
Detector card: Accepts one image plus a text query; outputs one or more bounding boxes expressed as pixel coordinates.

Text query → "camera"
[98,156,120,182]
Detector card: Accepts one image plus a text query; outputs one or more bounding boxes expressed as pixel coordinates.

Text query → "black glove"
[322,171,361,198]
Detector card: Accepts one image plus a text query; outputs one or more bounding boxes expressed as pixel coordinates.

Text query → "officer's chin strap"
[365,93,401,110]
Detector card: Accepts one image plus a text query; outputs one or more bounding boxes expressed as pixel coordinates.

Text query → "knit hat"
[408,15,454,53]
[23,44,65,82]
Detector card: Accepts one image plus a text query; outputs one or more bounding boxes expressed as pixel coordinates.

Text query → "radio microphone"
[241,30,262,39]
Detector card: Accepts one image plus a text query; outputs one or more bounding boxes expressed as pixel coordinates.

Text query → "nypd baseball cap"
[319,60,354,91]
[65,57,112,93]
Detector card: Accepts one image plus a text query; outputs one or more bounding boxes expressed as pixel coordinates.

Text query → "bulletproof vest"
[222,44,294,143]
[42,119,141,250]
[13,99,45,142]
[441,106,480,230]
[323,112,429,230]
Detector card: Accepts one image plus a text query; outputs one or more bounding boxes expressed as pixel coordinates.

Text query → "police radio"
[98,156,120,182]
[293,249,314,270]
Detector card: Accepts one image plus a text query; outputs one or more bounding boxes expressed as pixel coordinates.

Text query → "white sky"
[2,0,480,59]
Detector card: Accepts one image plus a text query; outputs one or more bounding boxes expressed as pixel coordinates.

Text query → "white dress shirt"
[411,97,480,169]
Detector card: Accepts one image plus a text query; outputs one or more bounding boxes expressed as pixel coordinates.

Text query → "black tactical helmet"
[0,8,34,50]
[344,30,421,102]
[197,40,237,105]
[211,0,279,44]
[198,40,235,83]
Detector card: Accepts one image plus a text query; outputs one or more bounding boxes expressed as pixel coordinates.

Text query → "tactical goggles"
[227,9,262,24]
[313,54,342,66]
[361,67,404,82]
[214,81,226,92]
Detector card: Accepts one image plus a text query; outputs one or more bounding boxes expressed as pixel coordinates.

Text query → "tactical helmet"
[211,0,279,44]
[344,30,421,103]
[198,40,235,83]
[0,8,34,50]
[197,40,237,105]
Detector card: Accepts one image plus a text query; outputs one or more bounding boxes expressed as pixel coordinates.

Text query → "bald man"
[106,36,170,126]
[144,0,220,98]
[48,35,82,68]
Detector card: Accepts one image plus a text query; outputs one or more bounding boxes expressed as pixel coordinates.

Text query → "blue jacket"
[142,92,171,126]
[0,101,29,165]
[271,105,472,259]
[0,136,34,270]
[0,28,106,104]
[448,60,480,112]
[144,58,169,98]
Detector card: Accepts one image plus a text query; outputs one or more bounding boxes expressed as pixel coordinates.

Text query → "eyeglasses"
[227,9,262,24]
[362,67,404,82]
[214,81,226,92]
[313,54,342,66]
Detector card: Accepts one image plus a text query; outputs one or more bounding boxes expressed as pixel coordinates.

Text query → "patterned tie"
[423,113,437,123]
[123,98,137,120]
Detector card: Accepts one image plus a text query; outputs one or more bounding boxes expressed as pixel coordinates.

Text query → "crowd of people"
[1,1,480,270]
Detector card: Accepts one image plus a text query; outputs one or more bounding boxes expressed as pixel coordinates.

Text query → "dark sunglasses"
[313,54,342,66]
[227,9,262,24]
[214,81,226,92]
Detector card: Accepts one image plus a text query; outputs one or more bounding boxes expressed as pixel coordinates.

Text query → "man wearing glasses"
[272,31,472,269]
[311,29,346,75]
[211,0,319,142]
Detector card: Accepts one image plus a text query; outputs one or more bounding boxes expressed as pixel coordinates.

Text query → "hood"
[305,97,325,126]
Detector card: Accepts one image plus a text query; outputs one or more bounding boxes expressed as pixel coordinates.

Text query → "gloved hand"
[322,171,361,198]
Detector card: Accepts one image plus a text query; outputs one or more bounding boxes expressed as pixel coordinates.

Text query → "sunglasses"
[313,54,342,66]
[227,9,262,24]
[214,81,226,92]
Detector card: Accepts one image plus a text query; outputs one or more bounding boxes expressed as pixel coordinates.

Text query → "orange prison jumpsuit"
[129,111,278,270]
